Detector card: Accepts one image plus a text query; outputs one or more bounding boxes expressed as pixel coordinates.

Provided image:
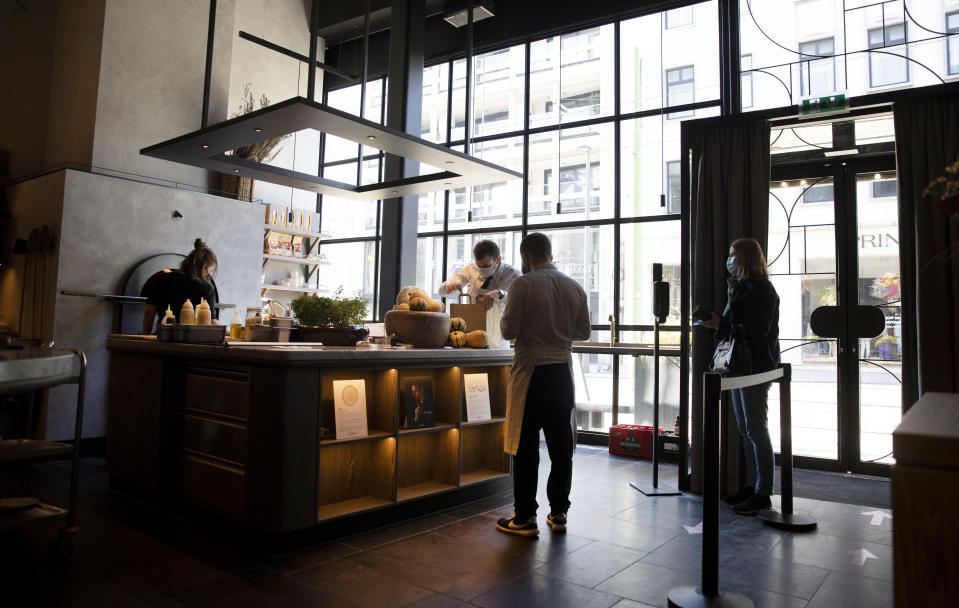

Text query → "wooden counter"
[106,336,513,540]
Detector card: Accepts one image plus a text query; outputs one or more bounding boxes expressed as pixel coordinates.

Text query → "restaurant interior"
[1,0,958,606]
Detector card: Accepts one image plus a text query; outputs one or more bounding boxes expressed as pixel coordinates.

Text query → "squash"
[449,331,467,348]
[465,330,489,348]
[409,297,429,311]
[450,317,467,332]
[394,303,410,311]
[427,298,444,312]
[396,287,413,305]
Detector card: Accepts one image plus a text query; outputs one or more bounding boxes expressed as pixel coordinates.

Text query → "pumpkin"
[396,288,412,305]
[409,297,429,311]
[427,298,444,312]
[394,303,410,311]
[450,317,467,332]
[465,330,489,348]
[448,331,467,348]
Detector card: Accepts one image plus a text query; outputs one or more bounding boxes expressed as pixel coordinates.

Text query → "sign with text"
[464,373,492,422]
[333,379,368,439]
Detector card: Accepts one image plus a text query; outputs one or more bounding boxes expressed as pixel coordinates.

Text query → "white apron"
[504,345,575,455]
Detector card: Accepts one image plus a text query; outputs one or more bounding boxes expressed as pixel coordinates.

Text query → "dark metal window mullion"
[442,59,455,295]
[611,19,622,425]
[522,41,532,238]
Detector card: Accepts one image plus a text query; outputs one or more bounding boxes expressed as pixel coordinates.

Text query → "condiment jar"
[196,298,212,325]
[180,299,195,325]
[229,309,243,339]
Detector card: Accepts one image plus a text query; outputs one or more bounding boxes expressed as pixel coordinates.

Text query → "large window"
[868,23,908,88]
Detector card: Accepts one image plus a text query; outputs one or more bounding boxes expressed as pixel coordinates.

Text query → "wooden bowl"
[384,311,451,348]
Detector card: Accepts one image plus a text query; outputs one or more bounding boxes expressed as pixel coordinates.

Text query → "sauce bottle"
[196,298,212,325]
[161,305,176,325]
[229,309,243,339]
[180,299,195,325]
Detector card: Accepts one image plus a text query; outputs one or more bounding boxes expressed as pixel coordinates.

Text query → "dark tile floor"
[0,446,893,607]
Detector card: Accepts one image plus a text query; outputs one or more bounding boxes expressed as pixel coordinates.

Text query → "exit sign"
[799,94,849,117]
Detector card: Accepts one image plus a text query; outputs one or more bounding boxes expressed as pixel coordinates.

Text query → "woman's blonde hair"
[730,237,769,279]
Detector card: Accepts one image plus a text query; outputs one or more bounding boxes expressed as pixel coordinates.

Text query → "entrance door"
[767,155,901,475]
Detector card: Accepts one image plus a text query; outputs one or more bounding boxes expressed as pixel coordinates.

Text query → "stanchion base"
[667,585,753,608]
[630,482,682,496]
[758,509,817,532]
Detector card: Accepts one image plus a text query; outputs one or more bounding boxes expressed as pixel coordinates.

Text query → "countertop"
[106,334,515,366]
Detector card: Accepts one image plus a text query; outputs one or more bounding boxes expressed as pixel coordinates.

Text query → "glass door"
[768,156,901,475]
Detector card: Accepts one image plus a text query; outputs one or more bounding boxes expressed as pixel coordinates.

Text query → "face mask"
[726,256,739,276]
[476,263,497,278]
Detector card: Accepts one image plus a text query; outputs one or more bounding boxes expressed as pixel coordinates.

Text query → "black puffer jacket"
[719,278,781,373]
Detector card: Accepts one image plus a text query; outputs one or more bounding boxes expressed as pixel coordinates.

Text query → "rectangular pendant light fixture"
[141,96,522,201]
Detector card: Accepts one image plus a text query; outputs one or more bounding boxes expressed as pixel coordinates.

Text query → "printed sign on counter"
[464,373,491,422]
[333,379,368,439]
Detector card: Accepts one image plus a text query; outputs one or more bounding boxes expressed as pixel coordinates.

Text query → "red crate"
[608,425,662,458]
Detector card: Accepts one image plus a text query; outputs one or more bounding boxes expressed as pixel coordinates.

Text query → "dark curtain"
[686,119,770,493]
[894,95,959,405]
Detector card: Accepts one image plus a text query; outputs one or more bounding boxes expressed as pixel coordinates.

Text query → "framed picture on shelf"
[332,379,368,439]
[402,378,435,428]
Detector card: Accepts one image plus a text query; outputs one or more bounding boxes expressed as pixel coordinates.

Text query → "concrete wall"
[0,0,58,177]
[92,0,213,187]
[44,170,263,440]
[44,0,106,170]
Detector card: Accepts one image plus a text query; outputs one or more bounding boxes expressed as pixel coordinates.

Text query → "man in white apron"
[496,233,591,537]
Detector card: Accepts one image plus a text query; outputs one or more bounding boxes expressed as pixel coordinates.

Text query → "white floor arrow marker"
[846,548,879,566]
[861,510,892,526]
[683,522,703,534]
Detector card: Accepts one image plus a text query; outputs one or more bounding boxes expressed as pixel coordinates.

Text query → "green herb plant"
[291,287,367,327]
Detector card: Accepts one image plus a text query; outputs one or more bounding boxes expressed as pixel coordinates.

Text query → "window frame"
[666,65,696,119]
[948,11,959,76]
[798,37,836,97]
[868,23,909,88]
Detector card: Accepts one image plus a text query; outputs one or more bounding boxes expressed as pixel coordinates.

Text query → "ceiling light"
[254,128,263,133]
[445,161,454,165]
[780,181,787,188]
[392,191,399,195]
[233,169,240,173]
[202,144,209,149]
[800,180,808,186]
[443,0,495,28]
[874,173,882,180]
[367,135,376,140]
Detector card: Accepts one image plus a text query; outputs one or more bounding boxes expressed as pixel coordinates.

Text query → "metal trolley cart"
[0,346,86,561]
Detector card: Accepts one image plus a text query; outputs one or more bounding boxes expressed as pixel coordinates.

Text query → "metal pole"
[759,363,817,531]
[667,372,752,607]
[307,0,320,101]
[201,0,217,127]
[653,317,660,488]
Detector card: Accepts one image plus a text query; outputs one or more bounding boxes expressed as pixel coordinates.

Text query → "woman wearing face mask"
[438,239,521,311]
[141,238,220,333]
[703,238,780,515]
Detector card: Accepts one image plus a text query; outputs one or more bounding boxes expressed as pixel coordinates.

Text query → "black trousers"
[513,363,574,520]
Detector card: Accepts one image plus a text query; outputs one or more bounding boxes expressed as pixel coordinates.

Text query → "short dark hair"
[472,239,500,261]
[520,232,551,259]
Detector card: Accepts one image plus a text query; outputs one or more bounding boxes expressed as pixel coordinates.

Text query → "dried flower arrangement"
[230,83,288,164]
[922,154,959,216]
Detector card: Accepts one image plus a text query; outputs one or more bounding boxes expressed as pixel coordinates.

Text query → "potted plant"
[290,288,369,345]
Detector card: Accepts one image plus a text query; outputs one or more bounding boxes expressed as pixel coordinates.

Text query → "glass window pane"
[665,6,693,29]
[316,240,378,318]
[421,63,450,143]
[620,1,719,114]
[464,137,524,229]
[528,124,615,225]
[319,163,381,239]
[450,59,467,141]
[868,24,908,87]
[416,236,446,300]
[418,190,446,231]
[574,347,614,432]
[529,25,616,128]
[950,12,959,75]
[620,221,681,325]
[473,45,526,137]
[619,353,681,428]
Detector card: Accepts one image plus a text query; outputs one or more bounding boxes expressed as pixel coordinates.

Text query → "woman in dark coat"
[704,237,780,514]
[141,238,219,333]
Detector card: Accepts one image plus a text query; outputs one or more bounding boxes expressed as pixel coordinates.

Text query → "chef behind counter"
[438,240,521,311]
[141,238,220,333]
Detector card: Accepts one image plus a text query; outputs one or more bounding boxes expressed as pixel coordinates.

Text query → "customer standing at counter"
[141,238,219,333]
[496,233,591,537]
[438,240,521,311]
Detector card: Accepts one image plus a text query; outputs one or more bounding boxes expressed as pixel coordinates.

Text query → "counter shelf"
[105,336,513,541]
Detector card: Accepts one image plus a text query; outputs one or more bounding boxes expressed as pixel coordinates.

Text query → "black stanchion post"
[759,363,816,531]
[633,264,679,496]
[667,372,751,608]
